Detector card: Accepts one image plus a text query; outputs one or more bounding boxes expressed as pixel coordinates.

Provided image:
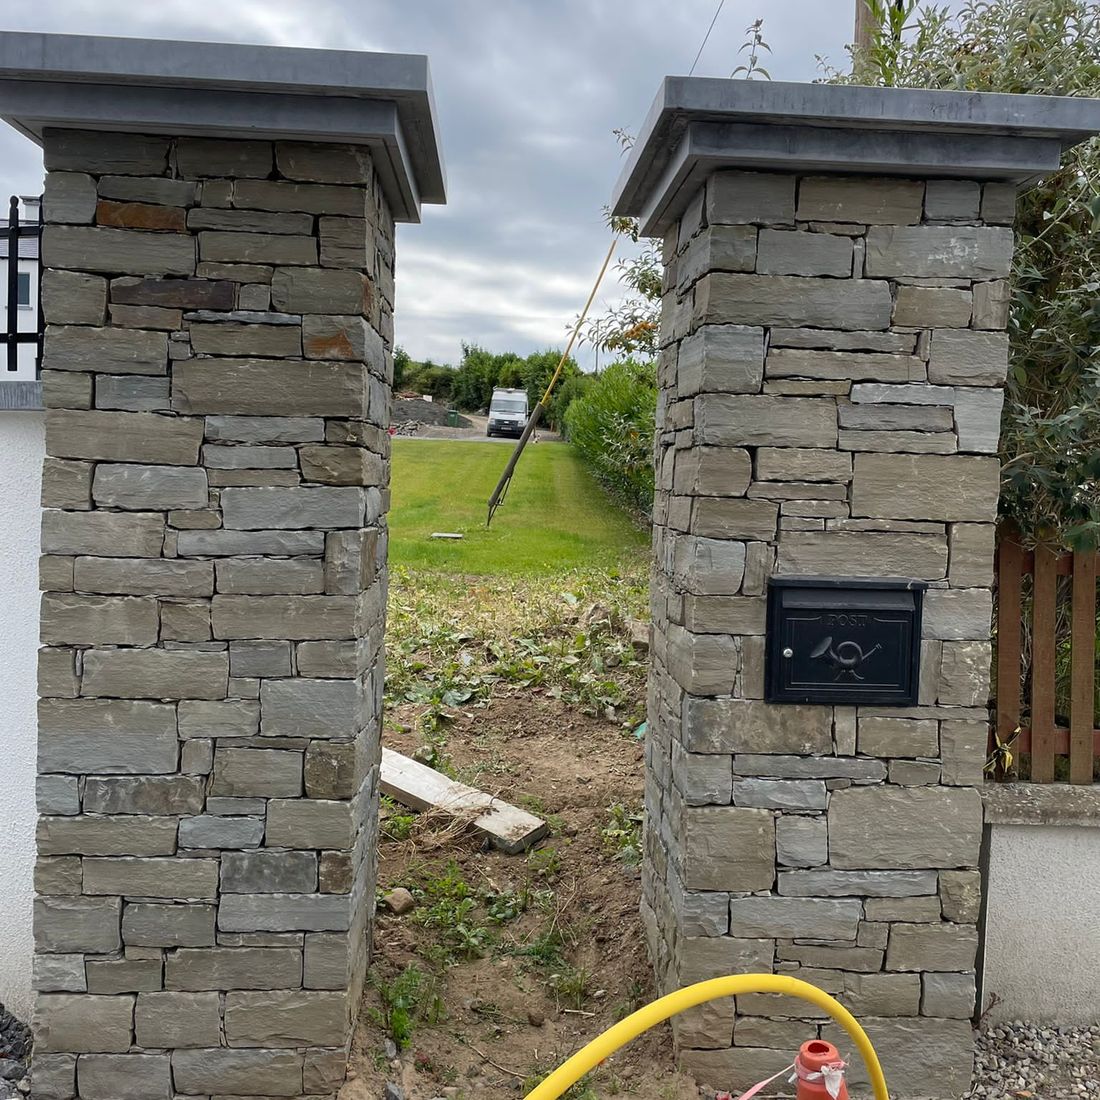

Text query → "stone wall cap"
[984,782,1100,828]
[613,77,1100,234]
[0,31,446,222]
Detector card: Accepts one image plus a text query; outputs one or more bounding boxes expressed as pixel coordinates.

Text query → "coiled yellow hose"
[524,973,889,1100]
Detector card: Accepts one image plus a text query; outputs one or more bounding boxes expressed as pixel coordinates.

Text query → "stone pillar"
[0,33,444,1100]
[612,82,1100,1097]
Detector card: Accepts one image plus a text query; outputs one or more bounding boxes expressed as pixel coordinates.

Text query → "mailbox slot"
[765,576,926,706]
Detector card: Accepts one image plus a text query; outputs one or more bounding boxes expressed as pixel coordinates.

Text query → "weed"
[549,962,591,1009]
[380,795,416,841]
[523,1068,600,1100]
[513,927,568,970]
[601,802,643,867]
[612,978,649,1021]
[413,862,493,960]
[526,845,562,882]
[369,965,444,1050]
[484,889,526,924]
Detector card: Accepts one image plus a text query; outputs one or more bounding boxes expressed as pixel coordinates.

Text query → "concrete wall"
[0,409,44,1020]
[984,821,1100,1022]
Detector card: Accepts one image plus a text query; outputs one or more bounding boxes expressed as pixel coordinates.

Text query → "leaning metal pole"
[486,235,618,526]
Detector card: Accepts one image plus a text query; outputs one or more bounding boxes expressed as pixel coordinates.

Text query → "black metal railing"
[2,194,44,375]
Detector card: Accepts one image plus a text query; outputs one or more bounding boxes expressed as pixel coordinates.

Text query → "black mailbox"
[765,577,926,706]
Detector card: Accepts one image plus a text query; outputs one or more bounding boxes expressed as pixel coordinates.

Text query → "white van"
[487,387,529,438]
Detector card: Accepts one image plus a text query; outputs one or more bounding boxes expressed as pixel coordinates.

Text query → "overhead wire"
[486,0,729,527]
[688,0,726,75]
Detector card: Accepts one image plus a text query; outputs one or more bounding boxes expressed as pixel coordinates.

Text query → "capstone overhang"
[0,31,446,223]
[612,77,1100,236]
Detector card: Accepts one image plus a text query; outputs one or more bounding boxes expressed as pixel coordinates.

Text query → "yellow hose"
[524,973,889,1100]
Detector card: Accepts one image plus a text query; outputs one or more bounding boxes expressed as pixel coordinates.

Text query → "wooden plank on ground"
[380,747,548,854]
[995,529,1024,768]
[1031,543,1058,783]
[1069,550,1098,784]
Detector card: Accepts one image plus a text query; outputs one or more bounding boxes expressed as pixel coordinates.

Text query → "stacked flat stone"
[645,173,1003,1095]
[32,129,393,1100]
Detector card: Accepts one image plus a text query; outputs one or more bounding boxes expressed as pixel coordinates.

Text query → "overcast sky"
[0,1,857,366]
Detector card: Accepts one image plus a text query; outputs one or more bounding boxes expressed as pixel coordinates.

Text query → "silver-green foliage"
[829,0,1100,548]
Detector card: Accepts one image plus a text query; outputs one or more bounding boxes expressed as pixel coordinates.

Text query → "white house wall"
[984,822,1100,1022]
[0,410,43,1020]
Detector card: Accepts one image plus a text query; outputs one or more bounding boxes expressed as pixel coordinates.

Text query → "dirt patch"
[393,397,474,429]
[344,693,700,1100]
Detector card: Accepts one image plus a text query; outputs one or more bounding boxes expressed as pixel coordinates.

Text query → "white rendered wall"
[0,410,43,1021]
[984,823,1100,1023]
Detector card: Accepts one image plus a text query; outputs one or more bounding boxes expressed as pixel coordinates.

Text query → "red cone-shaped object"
[795,1039,849,1100]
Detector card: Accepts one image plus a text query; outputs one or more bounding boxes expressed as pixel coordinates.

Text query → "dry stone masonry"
[33,127,393,1100]
[614,81,1100,1099]
[1,32,444,1100]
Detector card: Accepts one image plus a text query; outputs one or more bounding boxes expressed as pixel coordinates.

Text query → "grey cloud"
[1,0,853,362]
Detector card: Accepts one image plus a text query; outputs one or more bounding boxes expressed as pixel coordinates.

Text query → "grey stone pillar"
[0,33,444,1100]
[612,82,1100,1097]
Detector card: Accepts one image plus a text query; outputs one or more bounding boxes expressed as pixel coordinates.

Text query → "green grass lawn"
[388,439,648,575]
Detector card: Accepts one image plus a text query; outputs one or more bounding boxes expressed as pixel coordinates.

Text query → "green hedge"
[564,359,656,515]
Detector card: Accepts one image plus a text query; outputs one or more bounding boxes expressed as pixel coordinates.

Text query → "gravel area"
[0,1002,30,1099]
[965,1022,1100,1099]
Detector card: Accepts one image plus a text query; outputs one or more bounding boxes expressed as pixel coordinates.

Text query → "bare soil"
[342,693,700,1100]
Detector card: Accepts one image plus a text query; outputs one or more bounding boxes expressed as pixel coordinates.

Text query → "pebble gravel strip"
[0,1002,30,1099]
[964,1022,1100,1100]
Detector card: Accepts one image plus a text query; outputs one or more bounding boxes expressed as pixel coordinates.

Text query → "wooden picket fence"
[994,526,1100,783]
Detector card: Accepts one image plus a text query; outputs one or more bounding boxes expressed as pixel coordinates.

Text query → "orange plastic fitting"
[795,1039,849,1100]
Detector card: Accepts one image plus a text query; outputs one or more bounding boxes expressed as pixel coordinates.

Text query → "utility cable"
[688,0,726,75]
